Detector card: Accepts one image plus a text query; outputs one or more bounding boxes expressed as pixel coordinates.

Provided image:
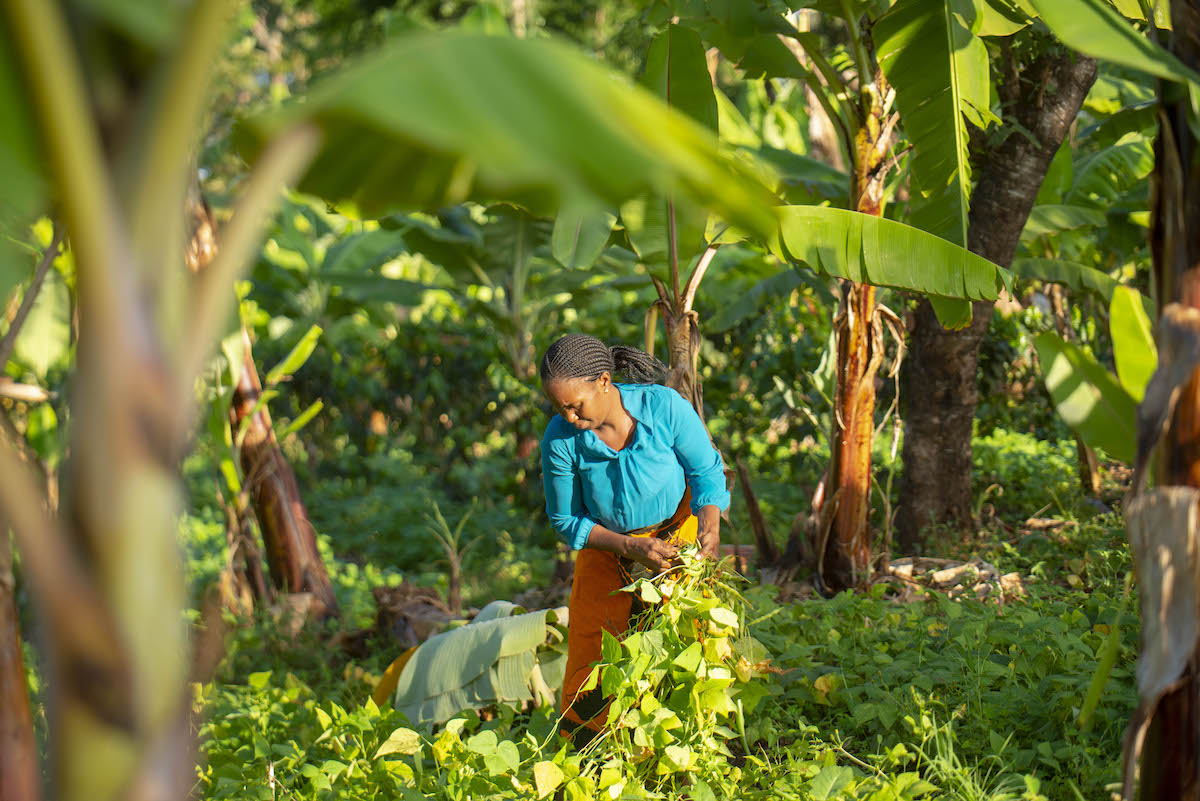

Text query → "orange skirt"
[558,506,697,746]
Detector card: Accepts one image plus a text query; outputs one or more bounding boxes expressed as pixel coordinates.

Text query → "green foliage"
[193,533,1135,801]
[1034,333,1136,464]
[1109,284,1156,402]
[876,0,993,247]
[748,524,1135,800]
[1029,0,1200,112]
[971,428,1079,520]
[976,308,1064,440]
[235,31,777,236]
[774,206,1014,328]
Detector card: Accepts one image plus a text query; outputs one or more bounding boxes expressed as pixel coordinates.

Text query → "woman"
[539,333,729,746]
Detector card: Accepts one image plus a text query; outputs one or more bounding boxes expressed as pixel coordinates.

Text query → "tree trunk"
[1128,5,1200,797]
[0,533,40,801]
[230,329,338,617]
[188,192,336,618]
[896,48,1098,550]
[818,70,892,592]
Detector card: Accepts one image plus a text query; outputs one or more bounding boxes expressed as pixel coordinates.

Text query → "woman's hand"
[697,505,720,559]
[623,536,679,573]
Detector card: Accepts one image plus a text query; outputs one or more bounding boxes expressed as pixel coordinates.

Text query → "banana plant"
[0,4,789,799]
[1034,285,1154,465]
[637,0,1007,591]
[1024,0,1200,795]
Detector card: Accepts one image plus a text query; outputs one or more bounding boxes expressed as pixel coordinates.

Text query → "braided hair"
[539,334,667,385]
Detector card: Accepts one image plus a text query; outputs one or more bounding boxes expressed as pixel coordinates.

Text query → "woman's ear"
[597,371,612,393]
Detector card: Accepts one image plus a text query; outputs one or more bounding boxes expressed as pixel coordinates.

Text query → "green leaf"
[1065,135,1154,210]
[808,765,854,800]
[376,727,423,758]
[1027,0,1200,91]
[1110,285,1157,402]
[236,32,776,241]
[0,29,47,303]
[484,739,520,775]
[601,630,622,664]
[323,274,431,306]
[1021,204,1107,239]
[321,228,409,274]
[715,90,761,148]
[23,403,59,468]
[1035,141,1073,205]
[277,400,324,440]
[601,664,624,697]
[775,206,1011,328]
[265,324,322,386]
[466,729,498,755]
[77,0,183,48]
[534,761,564,798]
[1008,257,1127,304]
[1034,332,1136,463]
[672,642,703,674]
[11,265,71,377]
[977,0,1035,36]
[876,0,992,247]
[551,205,616,270]
[640,581,663,603]
[641,24,718,133]
[709,269,806,332]
[710,607,739,628]
[750,146,849,207]
[624,24,720,266]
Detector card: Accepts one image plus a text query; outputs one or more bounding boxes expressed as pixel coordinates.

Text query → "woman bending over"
[538,333,729,746]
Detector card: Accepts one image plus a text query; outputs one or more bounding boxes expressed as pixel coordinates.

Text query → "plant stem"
[839,0,875,97]
[2,0,129,348]
[128,0,239,337]
[179,125,320,414]
[0,224,63,369]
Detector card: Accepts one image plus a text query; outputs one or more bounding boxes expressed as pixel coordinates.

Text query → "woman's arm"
[541,433,597,550]
[586,525,680,572]
[696,504,720,559]
[664,392,729,559]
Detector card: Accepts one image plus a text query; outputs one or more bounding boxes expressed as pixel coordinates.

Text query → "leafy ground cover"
[192,514,1134,800]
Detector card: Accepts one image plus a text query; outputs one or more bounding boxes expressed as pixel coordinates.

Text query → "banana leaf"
[623,23,717,266]
[1034,332,1137,463]
[1065,135,1154,209]
[236,31,777,243]
[0,26,47,301]
[1027,0,1200,121]
[1008,257,1126,303]
[774,206,1013,328]
[876,0,993,247]
[1110,284,1157,402]
[391,604,566,726]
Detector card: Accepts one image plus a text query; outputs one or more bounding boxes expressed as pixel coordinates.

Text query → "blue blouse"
[540,383,730,550]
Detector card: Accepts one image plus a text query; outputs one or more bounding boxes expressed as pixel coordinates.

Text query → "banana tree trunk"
[1125,4,1200,797]
[231,329,338,617]
[818,72,891,592]
[652,246,718,420]
[188,192,336,618]
[896,48,1097,549]
[0,532,39,801]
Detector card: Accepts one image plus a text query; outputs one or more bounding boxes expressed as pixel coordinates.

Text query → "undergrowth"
[195,534,1135,800]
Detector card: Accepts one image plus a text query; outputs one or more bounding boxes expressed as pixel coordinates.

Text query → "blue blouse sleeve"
[664,389,731,514]
[540,425,597,551]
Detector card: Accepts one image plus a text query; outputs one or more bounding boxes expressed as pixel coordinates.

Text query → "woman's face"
[543,374,613,430]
